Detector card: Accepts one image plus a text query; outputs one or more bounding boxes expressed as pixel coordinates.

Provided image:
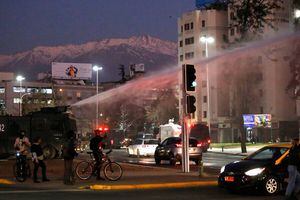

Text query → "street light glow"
[93,65,103,71]
[200,36,215,44]
[16,75,25,82]
[295,9,300,19]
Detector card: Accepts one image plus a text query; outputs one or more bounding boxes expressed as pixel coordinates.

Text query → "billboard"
[52,62,92,80]
[243,114,272,128]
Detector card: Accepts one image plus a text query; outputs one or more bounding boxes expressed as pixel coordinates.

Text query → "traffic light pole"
[181,65,190,173]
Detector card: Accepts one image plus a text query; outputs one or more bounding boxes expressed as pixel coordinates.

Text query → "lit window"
[0,88,5,93]
[13,98,21,104]
[41,88,52,94]
[13,87,26,93]
[27,87,38,93]
[76,92,81,98]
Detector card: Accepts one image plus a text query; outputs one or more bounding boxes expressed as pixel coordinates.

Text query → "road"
[0,185,284,200]
[108,149,244,170]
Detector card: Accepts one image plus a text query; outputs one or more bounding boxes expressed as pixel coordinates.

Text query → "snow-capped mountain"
[0,35,177,81]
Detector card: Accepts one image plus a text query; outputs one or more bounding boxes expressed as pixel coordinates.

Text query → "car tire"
[263,175,280,195]
[169,153,176,166]
[155,157,161,165]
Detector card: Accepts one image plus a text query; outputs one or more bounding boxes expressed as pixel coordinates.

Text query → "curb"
[0,179,14,185]
[83,180,218,191]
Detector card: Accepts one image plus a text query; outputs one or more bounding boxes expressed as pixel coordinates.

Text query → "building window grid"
[185,37,194,45]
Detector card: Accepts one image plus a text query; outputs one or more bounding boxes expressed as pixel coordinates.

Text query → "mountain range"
[0,35,177,82]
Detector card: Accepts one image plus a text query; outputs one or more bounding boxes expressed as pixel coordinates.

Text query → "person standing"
[285,138,300,200]
[62,130,78,185]
[31,137,49,183]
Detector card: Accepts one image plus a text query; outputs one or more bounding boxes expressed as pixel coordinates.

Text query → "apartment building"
[178,1,298,142]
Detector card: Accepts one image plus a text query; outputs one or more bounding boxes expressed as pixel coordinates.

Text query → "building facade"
[178,1,298,143]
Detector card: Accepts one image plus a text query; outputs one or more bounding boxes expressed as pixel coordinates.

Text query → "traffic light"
[185,64,196,91]
[186,95,196,113]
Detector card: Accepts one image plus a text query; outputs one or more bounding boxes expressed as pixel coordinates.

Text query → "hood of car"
[224,159,271,173]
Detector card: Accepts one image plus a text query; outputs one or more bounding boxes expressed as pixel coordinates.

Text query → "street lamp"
[200,36,215,134]
[295,9,300,19]
[93,65,103,128]
[16,75,25,116]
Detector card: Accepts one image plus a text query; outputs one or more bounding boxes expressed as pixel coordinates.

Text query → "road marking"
[86,181,218,191]
[0,179,14,185]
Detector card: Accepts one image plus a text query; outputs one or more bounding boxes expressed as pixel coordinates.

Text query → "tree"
[219,56,263,153]
[229,0,284,40]
[146,89,179,126]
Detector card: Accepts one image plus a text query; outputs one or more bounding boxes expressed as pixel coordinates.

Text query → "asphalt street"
[0,185,285,200]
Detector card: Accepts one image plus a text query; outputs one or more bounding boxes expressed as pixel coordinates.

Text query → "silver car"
[154,137,202,165]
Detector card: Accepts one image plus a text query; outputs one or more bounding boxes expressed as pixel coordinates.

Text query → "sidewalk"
[0,160,217,191]
[207,144,266,156]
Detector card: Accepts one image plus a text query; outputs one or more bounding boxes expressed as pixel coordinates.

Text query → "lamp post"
[200,36,215,134]
[93,65,103,128]
[16,75,25,116]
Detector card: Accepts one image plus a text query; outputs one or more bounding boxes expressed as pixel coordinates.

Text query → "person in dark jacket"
[285,138,300,200]
[31,137,49,183]
[89,129,107,180]
[63,130,78,185]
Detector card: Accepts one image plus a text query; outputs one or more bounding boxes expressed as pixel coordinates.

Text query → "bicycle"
[75,149,123,181]
[13,151,31,182]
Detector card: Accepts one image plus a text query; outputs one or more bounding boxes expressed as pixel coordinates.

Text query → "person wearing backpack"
[89,129,106,180]
[62,130,78,185]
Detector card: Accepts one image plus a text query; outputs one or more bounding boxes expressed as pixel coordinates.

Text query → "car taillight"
[197,142,202,147]
[175,143,182,148]
[208,139,211,144]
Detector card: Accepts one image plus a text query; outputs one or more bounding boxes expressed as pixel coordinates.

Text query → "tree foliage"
[146,89,179,126]
[229,0,284,39]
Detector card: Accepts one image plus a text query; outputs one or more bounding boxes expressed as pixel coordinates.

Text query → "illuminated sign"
[243,114,272,128]
[52,62,92,80]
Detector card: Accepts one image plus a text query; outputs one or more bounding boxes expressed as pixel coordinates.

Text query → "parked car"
[218,143,291,195]
[154,137,202,165]
[127,139,159,157]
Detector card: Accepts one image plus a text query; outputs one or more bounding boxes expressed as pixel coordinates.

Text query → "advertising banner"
[52,62,92,80]
[243,114,272,128]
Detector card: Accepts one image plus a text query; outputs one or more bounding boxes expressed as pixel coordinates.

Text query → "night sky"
[0,0,198,55]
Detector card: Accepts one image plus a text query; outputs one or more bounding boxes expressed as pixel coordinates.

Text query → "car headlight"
[245,168,265,176]
[220,166,225,173]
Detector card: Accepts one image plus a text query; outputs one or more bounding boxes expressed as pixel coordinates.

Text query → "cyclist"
[14,130,31,166]
[89,129,108,180]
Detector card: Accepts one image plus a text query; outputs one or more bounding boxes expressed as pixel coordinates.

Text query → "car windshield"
[133,139,143,145]
[144,140,159,145]
[246,147,289,160]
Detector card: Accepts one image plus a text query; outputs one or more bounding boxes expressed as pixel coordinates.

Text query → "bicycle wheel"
[13,163,26,182]
[75,161,93,180]
[103,162,123,181]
